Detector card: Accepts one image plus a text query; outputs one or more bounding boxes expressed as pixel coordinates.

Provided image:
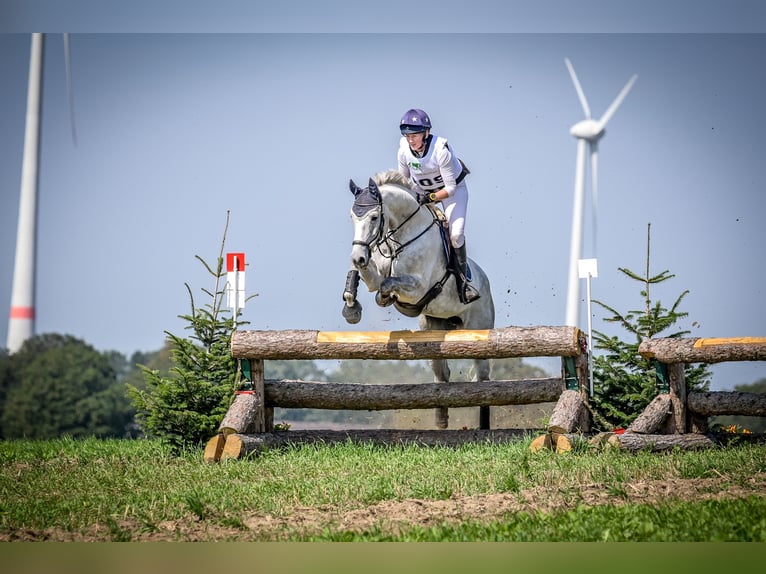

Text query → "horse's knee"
[375,291,394,307]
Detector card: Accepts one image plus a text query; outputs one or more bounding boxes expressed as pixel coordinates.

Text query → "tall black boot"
[455,243,480,304]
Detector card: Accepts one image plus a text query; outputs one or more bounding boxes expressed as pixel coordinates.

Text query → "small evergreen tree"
[590,224,711,430]
[128,214,248,450]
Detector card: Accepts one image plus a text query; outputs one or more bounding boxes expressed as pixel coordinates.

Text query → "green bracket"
[237,359,254,391]
[654,360,670,394]
[563,356,579,391]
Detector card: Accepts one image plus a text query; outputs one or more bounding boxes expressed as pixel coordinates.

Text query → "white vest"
[398,134,463,194]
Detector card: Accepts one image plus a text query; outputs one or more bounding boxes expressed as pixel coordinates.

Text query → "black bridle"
[352,190,438,261]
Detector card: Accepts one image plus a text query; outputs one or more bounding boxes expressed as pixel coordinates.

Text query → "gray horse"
[343,170,496,429]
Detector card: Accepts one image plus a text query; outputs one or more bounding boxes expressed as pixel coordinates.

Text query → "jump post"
[204,325,591,461]
[591,336,766,453]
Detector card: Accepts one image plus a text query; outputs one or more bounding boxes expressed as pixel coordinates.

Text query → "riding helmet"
[399,109,431,134]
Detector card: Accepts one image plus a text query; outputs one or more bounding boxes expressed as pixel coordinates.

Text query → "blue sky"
[1,3,765,390]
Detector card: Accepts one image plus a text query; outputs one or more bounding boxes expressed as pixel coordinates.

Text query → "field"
[1,436,765,542]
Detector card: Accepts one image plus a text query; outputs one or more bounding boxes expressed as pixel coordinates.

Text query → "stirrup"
[460,284,481,304]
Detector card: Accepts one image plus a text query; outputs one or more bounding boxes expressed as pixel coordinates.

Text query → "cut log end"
[529,433,552,452]
[203,434,226,463]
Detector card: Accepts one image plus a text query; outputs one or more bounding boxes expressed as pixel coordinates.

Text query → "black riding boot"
[455,243,480,304]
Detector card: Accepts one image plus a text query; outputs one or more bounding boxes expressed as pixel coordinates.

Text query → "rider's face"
[405,131,427,153]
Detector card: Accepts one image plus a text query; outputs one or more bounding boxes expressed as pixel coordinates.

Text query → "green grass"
[307,497,766,542]
[1,436,764,541]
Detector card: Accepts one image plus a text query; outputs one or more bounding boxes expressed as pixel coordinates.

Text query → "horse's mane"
[372,169,413,191]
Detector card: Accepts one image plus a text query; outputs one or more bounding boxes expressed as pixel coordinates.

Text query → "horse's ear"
[349,179,361,196]
[368,178,380,200]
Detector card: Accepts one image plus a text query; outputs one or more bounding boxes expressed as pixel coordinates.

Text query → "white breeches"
[441,182,468,248]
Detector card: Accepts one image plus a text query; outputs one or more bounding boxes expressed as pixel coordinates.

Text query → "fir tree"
[590,224,710,430]
[128,213,251,450]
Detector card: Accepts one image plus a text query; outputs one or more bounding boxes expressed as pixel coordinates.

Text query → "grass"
[1,436,765,541]
[307,497,766,542]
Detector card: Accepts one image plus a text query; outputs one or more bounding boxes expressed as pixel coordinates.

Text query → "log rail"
[231,326,585,360]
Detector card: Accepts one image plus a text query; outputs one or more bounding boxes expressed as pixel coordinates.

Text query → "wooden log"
[250,359,268,432]
[219,392,261,436]
[639,337,766,363]
[606,433,716,452]
[221,428,535,459]
[548,389,588,434]
[529,433,552,452]
[203,433,226,463]
[231,326,585,360]
[627,393,672,434]
[263,377,563,410]
[529,432,593,453]
[667,363,687,433]
[687,391,766,417]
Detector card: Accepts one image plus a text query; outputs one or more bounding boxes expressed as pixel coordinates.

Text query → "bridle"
[352,189,438,262]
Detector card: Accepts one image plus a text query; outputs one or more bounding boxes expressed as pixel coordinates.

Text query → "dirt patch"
[5,473,765,541]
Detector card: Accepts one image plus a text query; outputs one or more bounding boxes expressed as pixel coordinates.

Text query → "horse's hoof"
[342,301,362,324]
[375,292,394,307]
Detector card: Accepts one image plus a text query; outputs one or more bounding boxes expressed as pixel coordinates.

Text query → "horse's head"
[349,178,384,269]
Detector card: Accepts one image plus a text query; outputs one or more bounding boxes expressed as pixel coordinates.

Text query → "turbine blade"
[598,73,637,128]
[565,58,591,119]
[64,32,78,147]
[590,141,599,257]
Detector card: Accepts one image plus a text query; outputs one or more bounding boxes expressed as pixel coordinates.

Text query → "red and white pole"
[226,252,246,322]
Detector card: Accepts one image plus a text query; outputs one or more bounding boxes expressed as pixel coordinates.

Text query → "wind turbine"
[7,34,76,353]
[564,57,637,328]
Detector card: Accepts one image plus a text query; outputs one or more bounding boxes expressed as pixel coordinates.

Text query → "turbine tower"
[7,33,44,353]
[564,57,637,327]
[7,33,76,353]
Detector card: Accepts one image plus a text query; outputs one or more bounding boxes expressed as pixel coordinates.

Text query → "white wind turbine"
[564,57,637,328]
[7,33,76,353]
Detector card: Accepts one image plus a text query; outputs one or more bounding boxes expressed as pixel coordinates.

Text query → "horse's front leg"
[341,269,363,324]
[378,274,425,307]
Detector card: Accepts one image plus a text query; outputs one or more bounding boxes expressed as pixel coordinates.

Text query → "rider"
[397,108,480,304]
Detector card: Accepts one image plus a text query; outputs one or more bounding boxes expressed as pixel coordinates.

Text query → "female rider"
[397,108,479,304]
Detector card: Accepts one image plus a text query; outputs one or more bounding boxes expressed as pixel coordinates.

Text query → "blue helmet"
[399,109,431,134]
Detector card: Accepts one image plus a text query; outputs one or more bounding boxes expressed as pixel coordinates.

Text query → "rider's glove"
[417,192,437,205]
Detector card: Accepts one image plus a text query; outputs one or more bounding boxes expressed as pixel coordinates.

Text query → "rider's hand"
[417,192,436,205]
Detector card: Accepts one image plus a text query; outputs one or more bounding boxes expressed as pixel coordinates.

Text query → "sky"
[0,2,765,391]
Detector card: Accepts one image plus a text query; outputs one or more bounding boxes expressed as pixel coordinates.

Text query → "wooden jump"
[204,325,592,461]
[587,335,766,447]
[231,325,585,360]
[535,335,766,454]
